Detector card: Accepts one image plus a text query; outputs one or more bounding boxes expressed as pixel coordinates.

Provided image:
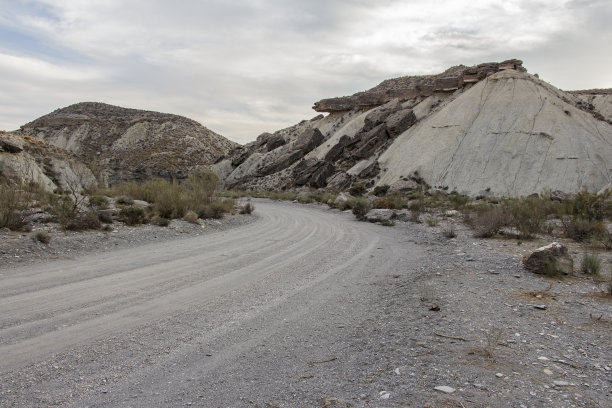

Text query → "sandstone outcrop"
[20,102,237,185]
[213,59,612,196]
[313,60,526,112]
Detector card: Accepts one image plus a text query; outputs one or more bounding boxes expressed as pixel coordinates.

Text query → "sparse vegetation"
[32,231,51,244]
[581,253,602,275]
[183,210,199,224]
[239,202,255,214]
[119,206,146,226]
[442,224,456,238]
[483,327,504,359]
[349,184,366,197]
[348,197,372,220]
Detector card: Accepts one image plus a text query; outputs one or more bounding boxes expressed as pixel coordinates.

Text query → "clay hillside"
[0,131,95,192]
[214,59,612,197]
[20,102,238,185]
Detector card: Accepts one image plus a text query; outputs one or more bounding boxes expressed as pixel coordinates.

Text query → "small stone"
[538,356,549,361]
[434,386,455,394]
[495,373,504,378]
[554,381,570,387]
[394,368,401,375]
[543,369,554,376]
[534,305,547,310]
[379,391,391,400]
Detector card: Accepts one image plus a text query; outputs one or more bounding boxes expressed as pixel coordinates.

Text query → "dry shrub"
[239,202,254,214]
[470,206,508,238]
[183,210,199,224]
[347,197,371,220]
[32,231,51,244]
[373,192,405,210]
[563,219,605,242]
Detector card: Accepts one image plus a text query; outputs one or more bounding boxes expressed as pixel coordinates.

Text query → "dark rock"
[265,134,286,152]
[358,161,380,179]
[294,128,325,153]
[385,109,416,137]
[293,159,335,188]
[353,124,389,159]
[324,135,352,162]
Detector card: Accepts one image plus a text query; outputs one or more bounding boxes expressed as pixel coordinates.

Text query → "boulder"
[293,159,335,188]
[522,242,574,275]
[364,208,410,223]
[0,134,23,153]
[385,109,416,137]
[334,192,353,206]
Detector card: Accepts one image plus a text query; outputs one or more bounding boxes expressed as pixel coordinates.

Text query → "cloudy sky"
[0,0,610,143]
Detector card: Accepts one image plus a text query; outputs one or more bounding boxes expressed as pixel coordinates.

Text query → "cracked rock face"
[216,60,612,196]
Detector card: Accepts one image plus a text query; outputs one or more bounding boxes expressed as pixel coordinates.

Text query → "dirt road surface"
[1,201,609,407]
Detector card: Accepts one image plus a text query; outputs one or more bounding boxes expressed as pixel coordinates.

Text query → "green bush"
[119,206,146,226]
[152,215,170,227]
[561,189,611,222]
[581,253,602,275]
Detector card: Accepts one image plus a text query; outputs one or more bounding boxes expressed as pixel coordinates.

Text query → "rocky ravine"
[20,102,238,185]
[215,60,612,197]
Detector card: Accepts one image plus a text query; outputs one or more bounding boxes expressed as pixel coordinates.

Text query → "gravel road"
[1,200,610,407]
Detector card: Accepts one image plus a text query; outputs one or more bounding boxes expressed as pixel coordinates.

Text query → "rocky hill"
[20,102,238,185]
[215,59,612,196]
[0,131,96,192]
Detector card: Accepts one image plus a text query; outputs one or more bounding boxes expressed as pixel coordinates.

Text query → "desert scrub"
[506,196,550,239]
[119,206,146,226]
[239,202,254,214]
[581,253,602,275]
[348,197,372,220]
[372,185,390,197]
[349,184,366,197]
[0,184,27,230]
[151,215,170,227]
[88,195,109,210]
[32,231,51,244]
[468,205,508,238]
[425,216,439,227]
[183,210,199,224]
[373,191,406,210]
